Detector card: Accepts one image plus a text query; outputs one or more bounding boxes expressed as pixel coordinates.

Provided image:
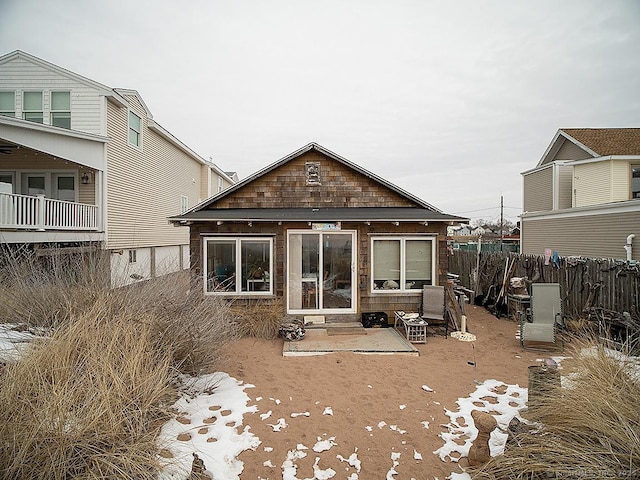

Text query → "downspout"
[624,234,635,261]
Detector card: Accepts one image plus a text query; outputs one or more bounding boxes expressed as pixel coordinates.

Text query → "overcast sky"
[1,0,638,224]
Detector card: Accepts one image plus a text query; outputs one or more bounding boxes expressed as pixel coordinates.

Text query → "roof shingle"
[561,128,640,156]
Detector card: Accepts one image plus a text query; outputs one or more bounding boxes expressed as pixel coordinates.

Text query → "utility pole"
[500,195,504,252]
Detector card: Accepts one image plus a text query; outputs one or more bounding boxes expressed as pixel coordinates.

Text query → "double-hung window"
[0,92,15,117]
[128,110,142,148]
[204,237,273,295]
[371,236,435,292]
[23,91,43,123]
[632,165,640,199]
[50,91,71,129]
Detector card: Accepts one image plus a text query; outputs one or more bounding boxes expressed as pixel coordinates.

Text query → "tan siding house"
[0,50,235,286]
[521,128,640,260]
[523,165,554,212]
[170,143,467,322]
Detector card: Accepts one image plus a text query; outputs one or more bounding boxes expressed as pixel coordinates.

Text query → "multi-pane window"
[23,92,43,123]
[371,237,434,291]
[55,176,75,202]
[0,92,15,117]
[50,91,71,129]
[204,237,273,294]
[128,110,142,147]
[632,166,640,199]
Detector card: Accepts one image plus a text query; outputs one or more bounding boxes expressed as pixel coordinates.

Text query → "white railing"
[0,193,99,231]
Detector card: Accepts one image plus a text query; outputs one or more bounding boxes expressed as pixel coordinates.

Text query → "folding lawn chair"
[420,285,450,337]
[519,283,563,350]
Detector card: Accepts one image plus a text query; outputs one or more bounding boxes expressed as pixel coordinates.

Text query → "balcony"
[0,193,99,231]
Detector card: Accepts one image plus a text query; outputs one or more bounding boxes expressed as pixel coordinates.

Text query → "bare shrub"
[231,297,286,339]
[0,302,176,479]
[471,340,640,479]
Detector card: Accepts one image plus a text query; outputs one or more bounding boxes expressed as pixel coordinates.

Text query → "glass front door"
[287,230,356,313]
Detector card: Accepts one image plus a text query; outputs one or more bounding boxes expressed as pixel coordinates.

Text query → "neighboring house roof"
[561,128,640,156]
[0,50,128,108]
[171,142,468,224]
[535,127,640,168]
[0,51,235,185]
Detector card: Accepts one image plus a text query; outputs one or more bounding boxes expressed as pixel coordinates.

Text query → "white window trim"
[203,236,274,296]
[180,195,188,213]
[285,229,358,315]
[128,110,142,149]
[370,235,436,293]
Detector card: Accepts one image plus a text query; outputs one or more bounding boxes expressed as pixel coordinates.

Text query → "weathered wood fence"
[449,250,640,321]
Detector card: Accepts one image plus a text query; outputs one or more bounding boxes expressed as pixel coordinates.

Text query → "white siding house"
[0,50,235,286]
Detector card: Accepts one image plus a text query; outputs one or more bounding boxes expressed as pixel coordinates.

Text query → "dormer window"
[50,91,71,129]
[23,91,43,123]
[128,110,142,148]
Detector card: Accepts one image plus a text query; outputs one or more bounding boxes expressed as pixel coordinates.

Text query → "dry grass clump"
[0,303,176,479]
[0,246,110,327]
[471,340,640,479]
[147,286,240,375]
[231,298,286,339]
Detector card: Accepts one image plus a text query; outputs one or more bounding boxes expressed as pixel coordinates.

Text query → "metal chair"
[421,285,450,337]
[519,283,563,350]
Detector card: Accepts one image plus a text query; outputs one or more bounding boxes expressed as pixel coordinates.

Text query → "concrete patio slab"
[282,327,419,356]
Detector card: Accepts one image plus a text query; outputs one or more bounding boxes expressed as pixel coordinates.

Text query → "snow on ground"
[434,379,528,463]
[0,323,43,362]
[157,372,260,479]
[154,374,530,480]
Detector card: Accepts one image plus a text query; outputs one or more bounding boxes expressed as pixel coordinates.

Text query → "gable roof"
[535,128,640,168]
[191,142,440,212]
[171,143,468,224]
[0,50,128,108]
[0,50,234,183]
[561,128,640,156]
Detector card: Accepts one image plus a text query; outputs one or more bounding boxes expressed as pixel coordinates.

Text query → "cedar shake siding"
[210,150,416,210]
[173,143,466,319]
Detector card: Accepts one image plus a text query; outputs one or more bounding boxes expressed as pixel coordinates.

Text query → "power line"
[453,205,521,215]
